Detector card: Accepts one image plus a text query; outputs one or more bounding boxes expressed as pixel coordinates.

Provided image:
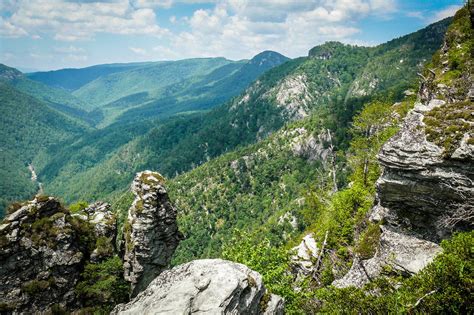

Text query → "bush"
[317,231,474,313]
[75,256,129,312]
[354,223,381,259]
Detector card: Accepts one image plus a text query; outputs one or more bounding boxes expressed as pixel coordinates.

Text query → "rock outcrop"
[291,233,318,278]
[374,100,473,242]
[123,171,183,297]
[335,7,473,288]
[113,259,284,315]
[333,227,441,288]
[0,196,87,312]
[335,99,472,289]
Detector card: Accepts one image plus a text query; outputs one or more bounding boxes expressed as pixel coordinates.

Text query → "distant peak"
[308,41,362,59]
[248,51,289,67]
[0,64,23,81]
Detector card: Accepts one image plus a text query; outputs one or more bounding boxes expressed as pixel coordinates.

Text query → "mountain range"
[0,6,472,313]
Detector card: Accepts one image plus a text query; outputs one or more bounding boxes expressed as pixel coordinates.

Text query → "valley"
[0,3,472,314]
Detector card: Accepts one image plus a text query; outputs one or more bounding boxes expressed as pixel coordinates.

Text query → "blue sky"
[0,0,464,71]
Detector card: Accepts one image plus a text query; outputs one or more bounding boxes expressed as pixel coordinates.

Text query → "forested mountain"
[0,76,88,215]
[37,17,450,205]
[0,52,288,214]
[27,62,155,91]
[1,3,472,314]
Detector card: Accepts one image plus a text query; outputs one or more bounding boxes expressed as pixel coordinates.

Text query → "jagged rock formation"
[0,196,87,312]
[81,202,117,262]
[291,233,319,277]
[123,171,183,297]
[334,7,473,288]
[375,100,473,242]
[112,259,284,315]
[333,227,441,288]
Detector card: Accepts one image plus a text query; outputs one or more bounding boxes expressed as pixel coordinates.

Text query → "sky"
[0,0,465,71]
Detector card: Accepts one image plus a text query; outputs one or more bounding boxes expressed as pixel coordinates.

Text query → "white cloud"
[2,0,169,41]
[131,0,174,8]
[406,11,424,19]
[129,47,148,55]
[154,0,396,60]
[54,45,85,54]
[429,5,462,23]
[2,0,402,66]
[0,17,28,37]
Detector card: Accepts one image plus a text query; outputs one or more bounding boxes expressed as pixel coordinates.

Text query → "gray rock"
[0,196,86,312]
[86,202,117,262]
[123,171,183,297]
[113,259,284,315]
[376,100,474,241]
[291,233,318,277]
[333,227,441,288]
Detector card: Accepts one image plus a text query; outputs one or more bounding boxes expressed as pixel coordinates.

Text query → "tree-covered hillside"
[27,62,156,91]
[72,58,240,108]
[37,18,450,206]
[0,82,88,216]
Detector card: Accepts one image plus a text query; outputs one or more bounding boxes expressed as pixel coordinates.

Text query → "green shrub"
[22,278,55,295]
[75,256,129,312]
[69,201,88,214]
[354,223,381,259]
[317,231,474,313]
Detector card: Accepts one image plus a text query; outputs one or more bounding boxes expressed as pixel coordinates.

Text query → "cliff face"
[375,100,473,242]
[335,6,473,288]
[0,197,92,312]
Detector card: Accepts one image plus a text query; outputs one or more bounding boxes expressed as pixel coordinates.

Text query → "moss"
[259,292,271,313]
[66,216,96,254]
[355,223,381,260]
[22,278,54,295]
[139,172,165,186]
[0,235,8,247]
[0,303,15,312]
[247,275,257,288]
[6,202,23,215]
[69,201,88,214]
[30,217,61,248]
[423,101,473,157]
[36,195,51,203]
[135,199,144,214]
[48,304,68,315]
[95,236,114,257]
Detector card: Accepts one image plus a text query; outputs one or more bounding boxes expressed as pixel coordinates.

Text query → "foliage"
[317,231,474,314]
[69,201,88,213]
[0,81,87,217]
[222,230,309,314]
[348,100,398,185]
[75,256,130,313]
[354,223,381,259]
[22,278,55,296]
[37,19,448,208]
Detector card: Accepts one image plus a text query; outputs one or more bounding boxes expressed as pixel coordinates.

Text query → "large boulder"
[112,259,284,315]
[123,171,183,297]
